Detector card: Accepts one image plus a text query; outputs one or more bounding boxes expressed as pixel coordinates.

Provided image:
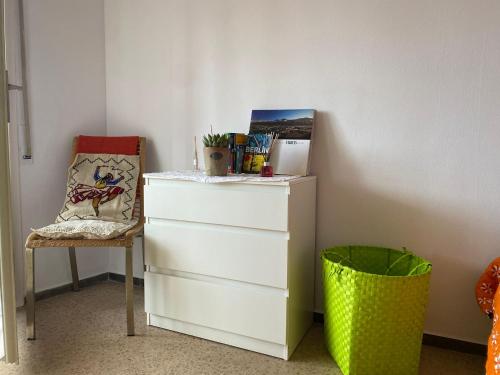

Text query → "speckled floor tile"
[0,282,486,374]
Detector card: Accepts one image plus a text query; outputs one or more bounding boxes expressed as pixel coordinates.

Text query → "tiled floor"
[0,282,486,374]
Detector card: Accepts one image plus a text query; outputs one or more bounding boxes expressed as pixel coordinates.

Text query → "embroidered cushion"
[32,220,137,240]
[56,153,140,223]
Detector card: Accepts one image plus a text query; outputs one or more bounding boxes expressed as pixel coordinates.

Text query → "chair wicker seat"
[24,136,146,340]
[25,222,143,248]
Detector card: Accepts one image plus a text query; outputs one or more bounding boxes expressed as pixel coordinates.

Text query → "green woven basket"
[321,246,432,375]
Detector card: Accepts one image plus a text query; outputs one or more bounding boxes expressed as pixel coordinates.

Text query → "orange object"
[476,257,500,374]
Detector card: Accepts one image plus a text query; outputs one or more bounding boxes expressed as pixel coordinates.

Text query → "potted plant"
[202,131,230,176]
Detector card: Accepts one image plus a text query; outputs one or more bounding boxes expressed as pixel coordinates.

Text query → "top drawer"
[144,179,289,231]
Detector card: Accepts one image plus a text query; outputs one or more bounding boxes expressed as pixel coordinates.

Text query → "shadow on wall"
[146,139,162,173]
[310,111,491,342]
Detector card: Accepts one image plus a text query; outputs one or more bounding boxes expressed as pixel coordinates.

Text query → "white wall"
[16,0,108,293]
[104,0,500,344]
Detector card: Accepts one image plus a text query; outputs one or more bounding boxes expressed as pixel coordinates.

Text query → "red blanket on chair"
[76,135,139,155]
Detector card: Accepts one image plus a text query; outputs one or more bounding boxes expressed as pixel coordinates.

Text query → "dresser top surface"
[143,171,316,186]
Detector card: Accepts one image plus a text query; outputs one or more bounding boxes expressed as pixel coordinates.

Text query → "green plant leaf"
[202,135,209,147]
[202,132,229,147]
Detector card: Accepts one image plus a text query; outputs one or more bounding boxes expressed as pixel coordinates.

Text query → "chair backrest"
[70,136,147,222]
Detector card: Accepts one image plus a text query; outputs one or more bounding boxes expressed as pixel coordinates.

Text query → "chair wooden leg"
[68,247,79,291]
[25,247,35,340]
[126,245,134,336]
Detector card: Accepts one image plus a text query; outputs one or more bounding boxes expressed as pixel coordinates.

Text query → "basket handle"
[384,249,413,276]
[325,252,355,268]
[385,249,432,276]
[408,262,432,276]
[322,252,356,279]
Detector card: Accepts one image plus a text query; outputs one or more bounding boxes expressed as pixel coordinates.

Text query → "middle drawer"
[145,220,289,289]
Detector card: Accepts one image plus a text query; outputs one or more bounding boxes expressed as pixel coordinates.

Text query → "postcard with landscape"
[248,109,315,176]
[249,109,314,140]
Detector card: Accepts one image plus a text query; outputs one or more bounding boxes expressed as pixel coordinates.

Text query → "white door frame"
[6,93,24,308]
[0,0,19,364]
[5,0,25,308]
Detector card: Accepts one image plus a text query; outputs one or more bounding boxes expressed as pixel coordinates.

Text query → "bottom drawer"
[144,271,287,344]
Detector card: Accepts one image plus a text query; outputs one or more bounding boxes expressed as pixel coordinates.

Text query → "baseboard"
[34,272,143,301]
[313,312,324,323]
[313,312,486,356]
[422,334,486,356]
[35,273,109,301]
[108,272,144,287]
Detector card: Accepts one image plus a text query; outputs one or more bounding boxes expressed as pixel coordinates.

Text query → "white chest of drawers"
[143,174,316,360]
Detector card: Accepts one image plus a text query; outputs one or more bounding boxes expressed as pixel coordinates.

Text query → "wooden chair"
[24,136,146,339]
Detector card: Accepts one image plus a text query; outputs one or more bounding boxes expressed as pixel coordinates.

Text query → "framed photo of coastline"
[248,109,316,176]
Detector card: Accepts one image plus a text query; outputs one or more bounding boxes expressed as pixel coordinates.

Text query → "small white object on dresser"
[143,173,317,360]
